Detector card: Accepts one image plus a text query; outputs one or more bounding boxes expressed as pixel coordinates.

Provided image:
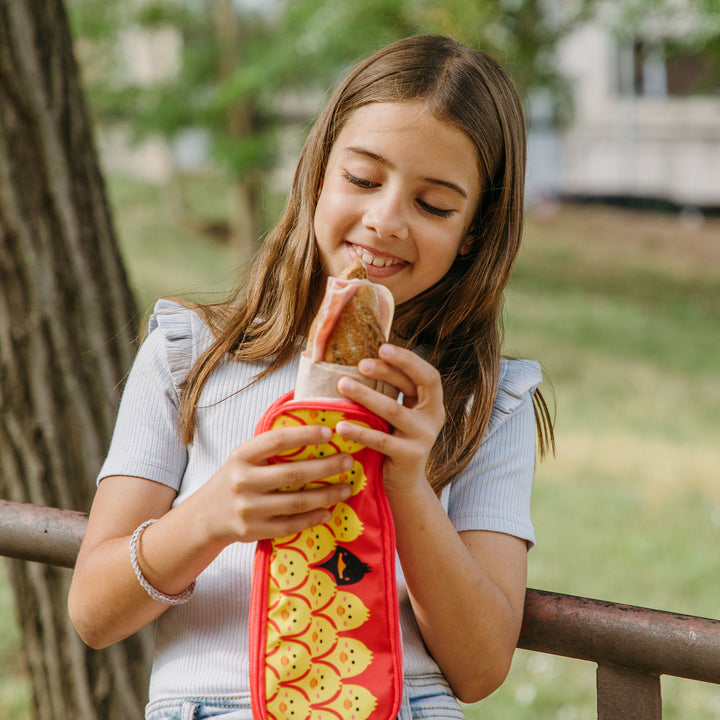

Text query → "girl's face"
[313,101,481,306]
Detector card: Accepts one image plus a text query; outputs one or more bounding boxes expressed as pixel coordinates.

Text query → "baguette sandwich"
[295,259,397,400]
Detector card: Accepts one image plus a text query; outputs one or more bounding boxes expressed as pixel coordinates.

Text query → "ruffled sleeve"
[446,358,542,548]
[148,298,197,401]
[485,358,542,438]
[95,300,205,490]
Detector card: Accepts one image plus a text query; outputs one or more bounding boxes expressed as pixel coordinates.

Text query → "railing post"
[597,664,662,720]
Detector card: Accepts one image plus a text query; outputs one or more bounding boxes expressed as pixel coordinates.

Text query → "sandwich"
[307,258,394,366]
[295,259,397,400]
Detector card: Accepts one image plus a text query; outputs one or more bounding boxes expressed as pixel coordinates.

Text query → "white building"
[528,6,720,209]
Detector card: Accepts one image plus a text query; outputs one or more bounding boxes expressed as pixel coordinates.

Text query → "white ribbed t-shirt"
[98,300,540,703]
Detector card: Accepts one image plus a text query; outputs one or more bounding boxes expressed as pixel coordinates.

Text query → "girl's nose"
[362,189,409,240]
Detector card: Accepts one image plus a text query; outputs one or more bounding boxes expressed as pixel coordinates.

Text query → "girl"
[69,34,553,720]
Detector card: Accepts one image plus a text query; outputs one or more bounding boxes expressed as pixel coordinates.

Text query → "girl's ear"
[458,234,474,256]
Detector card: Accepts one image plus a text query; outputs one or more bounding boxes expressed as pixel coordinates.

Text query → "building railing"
[2,498,720,718]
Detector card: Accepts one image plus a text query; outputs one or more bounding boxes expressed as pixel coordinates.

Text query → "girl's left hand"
[335,344,444,495]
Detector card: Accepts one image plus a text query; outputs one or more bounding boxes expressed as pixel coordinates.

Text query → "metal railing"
[2,498,720,718]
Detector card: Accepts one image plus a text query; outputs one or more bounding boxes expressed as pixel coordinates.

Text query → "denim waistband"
[145,694,252,720]
[145,675,463,720]
[402,675,464,719]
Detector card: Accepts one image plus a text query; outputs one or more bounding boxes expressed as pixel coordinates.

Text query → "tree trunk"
[212,0,262,263]
[0,1,152,718]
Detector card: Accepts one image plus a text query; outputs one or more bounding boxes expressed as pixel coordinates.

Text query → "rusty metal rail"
[2,499,720,718]
[519,590,720,684]
[519,589,720,719]
[0,499,87,568]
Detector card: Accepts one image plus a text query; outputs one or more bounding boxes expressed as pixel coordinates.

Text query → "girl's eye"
[343,170,454,218]
[343,171,378,189]
[416,199,454,218]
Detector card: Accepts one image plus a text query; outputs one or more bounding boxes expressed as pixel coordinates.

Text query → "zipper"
[379,481,403,717]
[248,540,271,720]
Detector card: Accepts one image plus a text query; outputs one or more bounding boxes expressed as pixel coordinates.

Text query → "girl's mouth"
[349,243,406,270]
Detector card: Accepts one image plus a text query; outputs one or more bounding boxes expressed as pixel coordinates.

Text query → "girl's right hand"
[200,423,354,545]
[70,424,352,649]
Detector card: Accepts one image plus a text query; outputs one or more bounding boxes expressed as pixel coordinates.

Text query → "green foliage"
[69,0,128,40]
[69,0,598,183]
[69,0,720,212]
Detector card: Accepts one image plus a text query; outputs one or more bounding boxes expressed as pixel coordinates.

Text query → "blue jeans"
[145,674,464,720]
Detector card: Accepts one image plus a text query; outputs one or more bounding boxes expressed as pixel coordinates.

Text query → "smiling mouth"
[350,244,405,268]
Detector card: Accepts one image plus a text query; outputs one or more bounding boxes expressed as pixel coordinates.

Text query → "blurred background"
[2,0,719,717]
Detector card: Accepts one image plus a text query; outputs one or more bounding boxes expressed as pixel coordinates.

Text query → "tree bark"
[212,0,263,263]
[0,1,152,718]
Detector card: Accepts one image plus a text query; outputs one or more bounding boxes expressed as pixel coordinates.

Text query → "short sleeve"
[96,300,199,490]
[447,358,542,548]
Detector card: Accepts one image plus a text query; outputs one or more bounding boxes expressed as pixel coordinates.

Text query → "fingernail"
[319,425,332,439]
[341,455,353,470]
[358,359,373,372]
[338,377,355,392]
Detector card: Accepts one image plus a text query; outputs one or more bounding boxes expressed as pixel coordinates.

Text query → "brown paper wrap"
[294,352,399,401]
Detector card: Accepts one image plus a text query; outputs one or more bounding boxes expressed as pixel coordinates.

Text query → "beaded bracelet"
[130,519,196,605]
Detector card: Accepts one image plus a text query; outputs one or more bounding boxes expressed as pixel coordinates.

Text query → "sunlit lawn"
[1,176,719,718]
[470,204,720,719]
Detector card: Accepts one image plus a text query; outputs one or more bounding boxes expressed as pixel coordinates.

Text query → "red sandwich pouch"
[249,391,403,720]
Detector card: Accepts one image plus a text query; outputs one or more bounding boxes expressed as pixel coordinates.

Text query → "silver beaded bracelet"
[130,519,196,605]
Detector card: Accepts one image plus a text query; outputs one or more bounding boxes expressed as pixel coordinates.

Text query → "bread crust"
[308,259,388,366]
[322,283,385,364]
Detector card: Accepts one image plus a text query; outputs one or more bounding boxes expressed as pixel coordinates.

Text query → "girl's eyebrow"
[344,146,469,199]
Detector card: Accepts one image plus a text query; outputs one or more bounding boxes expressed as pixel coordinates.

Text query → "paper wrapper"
[294,351,399,401]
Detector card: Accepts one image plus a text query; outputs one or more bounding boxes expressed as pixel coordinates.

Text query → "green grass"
[468,204,720,719]
[2,183,719,718]
[0,571,30,717]
[107,174,242,313]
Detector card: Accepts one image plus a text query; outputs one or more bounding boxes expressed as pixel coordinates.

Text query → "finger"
[357,357,416,399]
[376,344,445,416]
[336,413,402,455]
[258,507,336,540]
[337,374,445,443]
[378,344,442,390]
[264,482,353,519]
[337,375,409,429]
[239,423,334,465]
[361,345,444,412]
[258,453,354,492]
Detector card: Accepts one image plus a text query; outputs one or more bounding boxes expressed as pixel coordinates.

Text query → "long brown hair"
[179,34,554,492]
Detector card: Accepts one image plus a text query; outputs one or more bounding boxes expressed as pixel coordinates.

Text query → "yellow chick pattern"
[259,407,380,720]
